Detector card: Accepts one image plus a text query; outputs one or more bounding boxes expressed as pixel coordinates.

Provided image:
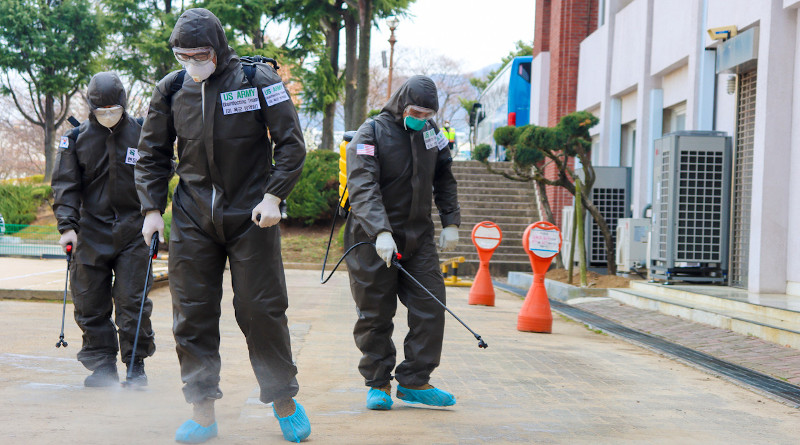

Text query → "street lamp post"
[386,17,399,101]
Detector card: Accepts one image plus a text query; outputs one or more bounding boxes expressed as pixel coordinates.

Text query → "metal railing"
[0,224,64,258]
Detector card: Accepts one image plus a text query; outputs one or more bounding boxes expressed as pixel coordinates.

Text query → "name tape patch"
[356,144,375,156]
[125,147,140,165]
[220,88,261,115]
[262,82,290,106]
[423,129,437,150]
[436,130,449,150]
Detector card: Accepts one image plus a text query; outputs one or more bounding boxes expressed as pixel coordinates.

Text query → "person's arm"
[256,66,306,200]
[346,121,392,239]
[51,133,82,234]
[135,74,178,215]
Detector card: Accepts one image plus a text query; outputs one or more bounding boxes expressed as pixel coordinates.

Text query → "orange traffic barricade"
[518,221,562,333]
[468,221,502,306]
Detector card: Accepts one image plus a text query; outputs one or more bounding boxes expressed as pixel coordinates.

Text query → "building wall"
[571,0,800,293]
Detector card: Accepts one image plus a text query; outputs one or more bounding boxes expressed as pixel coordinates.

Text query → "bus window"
[517,62,532,83]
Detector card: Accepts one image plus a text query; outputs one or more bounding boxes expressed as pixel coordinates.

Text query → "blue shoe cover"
[366,388,393,410]
[273,400,311,443]
[175,419,218,443]
[396,385,456,407]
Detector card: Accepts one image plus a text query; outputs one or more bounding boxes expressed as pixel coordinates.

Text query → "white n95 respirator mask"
[93,105,124,129]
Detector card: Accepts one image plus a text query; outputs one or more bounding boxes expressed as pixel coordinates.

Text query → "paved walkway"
[1,269,799,444]
[573,297,800,386]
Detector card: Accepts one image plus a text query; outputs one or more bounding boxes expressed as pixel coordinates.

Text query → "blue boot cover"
[273,400,311,443]
[366,388,393,410]
[396,385,456,407]
[175,419,218,443]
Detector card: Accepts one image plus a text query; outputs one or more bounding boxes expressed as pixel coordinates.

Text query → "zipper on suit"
[202,81,215,221]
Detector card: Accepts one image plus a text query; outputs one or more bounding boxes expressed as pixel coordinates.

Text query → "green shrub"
[0,184,52,225]
[286,150,340,225]
[472,144,492,162]
[163,209,172,244]
[167,175,179,205]
[493,126,519,147]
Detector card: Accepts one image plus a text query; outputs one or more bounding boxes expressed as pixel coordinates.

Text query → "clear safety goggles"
[403,105,436,120]
[92,105,123,117]
[173,46,215,63]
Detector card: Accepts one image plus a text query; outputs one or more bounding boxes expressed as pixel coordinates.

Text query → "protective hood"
[169,8,236,79]
[87,72,127,111]
[381,75,439,122]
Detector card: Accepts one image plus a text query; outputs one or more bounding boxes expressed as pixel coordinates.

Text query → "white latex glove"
[142,210,165,247]
[59,229,77,252]
[252,193,282,228]
[439,225,459,252]
[375,231,398,268]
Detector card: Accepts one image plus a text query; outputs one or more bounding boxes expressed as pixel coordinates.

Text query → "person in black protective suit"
[134,8,309,444]
[344,75,461,410]
[51,71,154,388]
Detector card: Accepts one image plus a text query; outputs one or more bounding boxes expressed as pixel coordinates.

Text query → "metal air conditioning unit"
[576,167,632,267]
[650,131,732,284]
[616,218,651,271]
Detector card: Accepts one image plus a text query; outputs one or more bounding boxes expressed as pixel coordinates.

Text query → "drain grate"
[495,282,800,407]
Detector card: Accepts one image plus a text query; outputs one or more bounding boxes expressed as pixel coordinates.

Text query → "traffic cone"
[517,222,561,333]
[468,260,495,306]
[517,273,552,332]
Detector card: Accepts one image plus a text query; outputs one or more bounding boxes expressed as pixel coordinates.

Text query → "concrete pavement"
[1,268,799,444]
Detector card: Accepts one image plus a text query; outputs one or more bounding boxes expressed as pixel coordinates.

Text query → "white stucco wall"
[785,8,800,290]
[713,73,736,135]
[706,0,762,47]
[577,27,609,110]
[529,52,551,126]
[651,0,695,75]
[620,90,639,124]
[662,64,689,107]
[611,0,647,95]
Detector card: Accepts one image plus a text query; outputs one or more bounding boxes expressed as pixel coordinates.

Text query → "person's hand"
[142,210,165,247]
[439,226,459,252]
[252,193,282,228]
[375,231,398,268]
[59,229,77,252]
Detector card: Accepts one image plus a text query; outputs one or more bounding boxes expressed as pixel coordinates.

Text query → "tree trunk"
[43,94,56,183]
[253,27,264,49]
[534,179,564,269]
[354,0,372,125]
[319,17,340,151]
[343,9,358,130]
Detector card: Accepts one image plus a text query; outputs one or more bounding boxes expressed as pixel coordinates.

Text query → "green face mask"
[404,116,427,131]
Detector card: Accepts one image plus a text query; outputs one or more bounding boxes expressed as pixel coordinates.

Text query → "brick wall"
[536,0,598,228]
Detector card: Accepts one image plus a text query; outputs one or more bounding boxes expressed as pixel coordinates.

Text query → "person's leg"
[72,253,119,386]
[112,235,155,384]
[393,241,455,406]
[169,208,226,425]
[227,223,298,404]
[227,222,309,442]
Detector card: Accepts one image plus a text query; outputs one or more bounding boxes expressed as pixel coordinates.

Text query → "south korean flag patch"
[59,136,70,149]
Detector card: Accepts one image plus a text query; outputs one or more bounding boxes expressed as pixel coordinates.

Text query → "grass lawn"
[280,221,344,264]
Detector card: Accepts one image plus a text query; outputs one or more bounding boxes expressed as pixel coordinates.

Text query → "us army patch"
[436,130,449,150]
[262,82,290,106]
[220,88,261,115]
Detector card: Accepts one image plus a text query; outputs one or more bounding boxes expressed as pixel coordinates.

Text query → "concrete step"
[455,186,532,197]
[629,281,800,326]
[439,207,536,218]
[607,285,800,349]
[456,200,538,211]
[433,214,538,226]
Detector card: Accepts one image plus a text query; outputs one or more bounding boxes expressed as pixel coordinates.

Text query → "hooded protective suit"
[51,71,155,371]
[344,75,460,388]
[134,8,305,405]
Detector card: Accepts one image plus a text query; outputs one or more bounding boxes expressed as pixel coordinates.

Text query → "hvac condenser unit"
[576,167,632,267]
[616,218,651,271]
[650,131,732,284]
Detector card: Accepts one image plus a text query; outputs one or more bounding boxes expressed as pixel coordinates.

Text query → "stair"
[605,281,800,349]
[433,160,540,276]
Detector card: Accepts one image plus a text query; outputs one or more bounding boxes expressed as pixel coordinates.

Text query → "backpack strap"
[162,70,186,105]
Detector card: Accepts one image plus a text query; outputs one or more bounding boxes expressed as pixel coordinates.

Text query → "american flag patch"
[356,144,375,156]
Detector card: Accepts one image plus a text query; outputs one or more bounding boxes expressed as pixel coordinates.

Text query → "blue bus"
[472,56,532,161]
